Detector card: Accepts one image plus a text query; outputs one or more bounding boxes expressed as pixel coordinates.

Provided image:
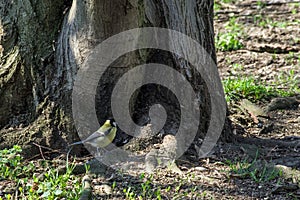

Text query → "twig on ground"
[31,142,63,160]
[237,0,300,7]
[33,142,46,160]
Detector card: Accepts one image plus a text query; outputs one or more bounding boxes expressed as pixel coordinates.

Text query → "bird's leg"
[102,147,108,152]
[96,147,100,156]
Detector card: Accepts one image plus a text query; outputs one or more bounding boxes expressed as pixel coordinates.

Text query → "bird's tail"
[68,141,84,147]
[66,140,84,161]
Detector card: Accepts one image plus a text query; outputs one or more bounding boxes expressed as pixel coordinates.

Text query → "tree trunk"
[0,0,72,154]
[0,0,232,158]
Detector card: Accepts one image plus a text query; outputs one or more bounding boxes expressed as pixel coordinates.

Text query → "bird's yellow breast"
[90,126,117,148]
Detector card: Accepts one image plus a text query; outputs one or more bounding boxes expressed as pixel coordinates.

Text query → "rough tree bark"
[0,0,232,157]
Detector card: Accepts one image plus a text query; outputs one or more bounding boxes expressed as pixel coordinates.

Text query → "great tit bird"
[69,119,117,150]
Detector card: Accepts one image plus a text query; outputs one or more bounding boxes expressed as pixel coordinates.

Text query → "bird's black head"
[108,118,117,127]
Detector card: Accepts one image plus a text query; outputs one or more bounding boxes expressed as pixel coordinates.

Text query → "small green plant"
[214,2,221,12]
[222,73,300,102]
[232,63,243,71]
[123,187,136,200]
[256,0,267,9]
[215,17,244,51]
[154,188,162,200]
[24,161,82,199]
[291,2,299,14]
[268,20,288,28]
[250,164,283,183]
[222,77,275,102]
[122,173,162,200]
[117,172,203,199]
[216,33,243,51]
[140,174,153,198]
[255,15,289,28]
[0,146,83,199]
[0,145,33,181]
[221,0,234,3]
[272,69,300,96]
[226,153,282,183]
[225,17,243,32]
[286,52,296,65]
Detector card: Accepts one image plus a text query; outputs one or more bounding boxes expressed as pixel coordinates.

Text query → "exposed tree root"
[234,135,300,149]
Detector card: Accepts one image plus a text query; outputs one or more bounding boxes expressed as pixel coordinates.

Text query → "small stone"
[194,166,208,172]
[94,184,112,195]
[257,123,263,128]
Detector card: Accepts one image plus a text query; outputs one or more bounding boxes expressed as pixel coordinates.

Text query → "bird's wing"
[82,127,112,143]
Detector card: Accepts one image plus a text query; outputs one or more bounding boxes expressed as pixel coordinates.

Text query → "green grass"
[223,72,300,102]
[214,2,221,12]
[222,77,275,102]
[215,33,243,51]
[0,145,31,181]
[256,0,267,9]
[122,174,162,200]
[253,15,296,28]
[215,17,244,51]
[262,19,287,28]
[0,146,83,200]
[220,0,235,4]
[272,69,300,97]
[225,153,282,183]
[119,172,206,200]
[290,2,299,14]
